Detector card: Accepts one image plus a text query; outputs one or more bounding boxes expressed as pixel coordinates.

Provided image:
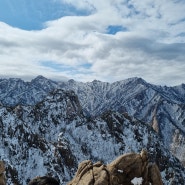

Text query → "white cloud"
[0,0,185,85]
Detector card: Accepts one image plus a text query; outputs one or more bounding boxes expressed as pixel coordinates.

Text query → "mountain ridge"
[0,76,185,184]
[0,88,185,184]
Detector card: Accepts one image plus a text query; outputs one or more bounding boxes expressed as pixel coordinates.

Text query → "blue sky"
[0,0,90,30]
[0,0,185,85]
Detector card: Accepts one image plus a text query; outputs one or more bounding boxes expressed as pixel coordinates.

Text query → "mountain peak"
[92,79,102,83]
[68,79,76,84]
[31,75,48,82]
[124,77,147,84]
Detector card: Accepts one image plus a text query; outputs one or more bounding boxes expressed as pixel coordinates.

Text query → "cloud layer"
[0,0,185,85]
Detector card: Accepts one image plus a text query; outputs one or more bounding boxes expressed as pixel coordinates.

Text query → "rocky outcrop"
[0,161,6,185]
[67,150,163,185]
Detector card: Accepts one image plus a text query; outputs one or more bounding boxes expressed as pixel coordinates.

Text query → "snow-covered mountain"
[59,77,185,165]
[0,88,184,184]
[0,76,58,106]
[0,76,185,184]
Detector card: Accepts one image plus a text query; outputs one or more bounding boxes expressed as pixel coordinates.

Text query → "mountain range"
[0,76,184,184]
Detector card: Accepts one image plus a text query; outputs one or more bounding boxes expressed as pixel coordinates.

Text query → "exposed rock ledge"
[67,149,162,185]
[0,150,162,185]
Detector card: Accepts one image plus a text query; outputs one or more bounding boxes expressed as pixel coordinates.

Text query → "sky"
[0,0,185,86]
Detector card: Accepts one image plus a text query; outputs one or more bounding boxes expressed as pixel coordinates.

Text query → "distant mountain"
[0,76,185,163]
[0,88,184,184]
[0,75,59,106]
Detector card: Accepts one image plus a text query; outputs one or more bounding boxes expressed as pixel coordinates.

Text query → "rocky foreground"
[1,150,163,185]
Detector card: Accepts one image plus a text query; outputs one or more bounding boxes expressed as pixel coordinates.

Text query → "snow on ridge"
[0,76,184,184]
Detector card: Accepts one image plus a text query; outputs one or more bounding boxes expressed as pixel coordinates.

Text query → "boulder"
[67,160,110,185]
[67,150,163,185]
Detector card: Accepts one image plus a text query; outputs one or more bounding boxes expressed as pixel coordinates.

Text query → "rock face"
[0,161,6,185]
[67,150,162,185]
